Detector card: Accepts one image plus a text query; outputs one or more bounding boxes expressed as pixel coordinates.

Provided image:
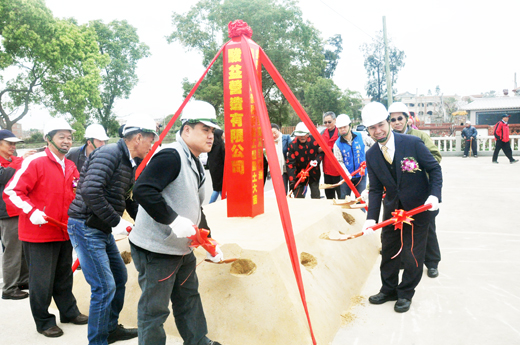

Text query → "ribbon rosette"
[401,157,421,173]
[389,209,417,264]
[188,226,218,257]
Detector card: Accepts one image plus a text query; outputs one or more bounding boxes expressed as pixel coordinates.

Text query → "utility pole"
[383,16,393,106]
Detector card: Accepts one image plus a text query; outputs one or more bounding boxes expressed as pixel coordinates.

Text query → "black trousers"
[463,138,477,156]
[379,211,431,300]
[23,241,80,332]
[324,174,341,199]
[424,212,441,269]
[492,140,514,162]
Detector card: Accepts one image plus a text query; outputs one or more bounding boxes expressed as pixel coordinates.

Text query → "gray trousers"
[0,217,28,293]
[130,242,210,345]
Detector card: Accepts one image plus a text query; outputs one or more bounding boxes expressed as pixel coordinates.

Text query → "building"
[461,96,520,126]
[394,92,462,124]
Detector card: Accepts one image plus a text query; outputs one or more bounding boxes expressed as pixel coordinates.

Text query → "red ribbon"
[293,163,314,189]
[350,161,366,178]
[367,204,432,267]
[242,38,317,345]
[187,226,218,257]
[259,49,365,212]
[228,20,253,38]
[135,43,228,179]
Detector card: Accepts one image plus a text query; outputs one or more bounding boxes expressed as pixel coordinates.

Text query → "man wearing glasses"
[388,102,442,279]
[320,111,341,199]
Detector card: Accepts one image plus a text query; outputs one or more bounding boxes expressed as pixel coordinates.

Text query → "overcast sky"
[17,0,520,129]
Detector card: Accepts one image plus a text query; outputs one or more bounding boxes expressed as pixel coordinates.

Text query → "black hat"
[0,130,23,142]
[502,114,511,118]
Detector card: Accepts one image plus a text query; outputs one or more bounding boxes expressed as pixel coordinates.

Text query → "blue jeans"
[209,191,221,204]
[130,242,210,345]
[68,218,128,345]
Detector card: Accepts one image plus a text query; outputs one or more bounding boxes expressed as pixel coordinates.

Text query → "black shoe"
[107,325,138,344]
[368,292,397,305]
[394,298,411,313]
[511,159,519,164]
[427,268,439,278]
[62,313,88,325]
[18,283,29,290]
[492,161,499,164]
[2,288,29,300]
[209,341,222,345]
[39,326,64,338]
[462,155,467,158]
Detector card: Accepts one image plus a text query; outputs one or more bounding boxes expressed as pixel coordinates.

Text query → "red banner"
[223,37,264,217]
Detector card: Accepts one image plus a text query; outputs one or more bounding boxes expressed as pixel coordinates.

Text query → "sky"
[14,0,520,129]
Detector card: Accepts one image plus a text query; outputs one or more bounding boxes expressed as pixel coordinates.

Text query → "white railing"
[431,135,520,152]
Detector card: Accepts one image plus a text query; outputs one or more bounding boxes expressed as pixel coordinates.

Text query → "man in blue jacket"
[333,114,366,199]
[361,102,442,313]
[461,120,478,158]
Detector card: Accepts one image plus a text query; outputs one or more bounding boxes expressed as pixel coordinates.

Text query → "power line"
[318,0,375,40]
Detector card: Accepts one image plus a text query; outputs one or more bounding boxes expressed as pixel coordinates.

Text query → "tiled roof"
[462,97,520,110]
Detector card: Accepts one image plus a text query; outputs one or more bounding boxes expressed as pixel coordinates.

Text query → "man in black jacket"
[461,120,478,158]
[67,115,158,345]
[361,102,442,313]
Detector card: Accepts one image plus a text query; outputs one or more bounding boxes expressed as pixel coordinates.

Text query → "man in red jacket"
[492,114,518,164]
[0,130,36,300]
[320,111,341,199]
[4,118,87,338]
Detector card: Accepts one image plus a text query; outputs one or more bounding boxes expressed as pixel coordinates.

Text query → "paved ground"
[1,156,519,344]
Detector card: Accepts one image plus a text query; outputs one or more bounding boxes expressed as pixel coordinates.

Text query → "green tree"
[360,31,405,106]
[168,0,327,125]
[304,77,344,123]
[89,20,150,136]
[302,78,363,124]
[0,0,107,131]
[322,34,342,79]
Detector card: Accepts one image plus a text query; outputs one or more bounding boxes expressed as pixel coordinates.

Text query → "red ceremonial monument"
[135,20,364,345]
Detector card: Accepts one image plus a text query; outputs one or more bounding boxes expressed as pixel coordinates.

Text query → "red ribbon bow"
[188,226,218,257]
[228,20,253,38]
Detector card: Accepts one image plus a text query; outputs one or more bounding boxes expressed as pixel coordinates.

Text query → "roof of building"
[461,96,520,111]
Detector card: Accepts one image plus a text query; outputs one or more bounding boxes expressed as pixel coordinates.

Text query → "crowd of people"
[0,97,517,342]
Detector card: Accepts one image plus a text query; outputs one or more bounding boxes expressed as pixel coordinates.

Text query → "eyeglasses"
[323,121,332,124]
[390,116,405,122]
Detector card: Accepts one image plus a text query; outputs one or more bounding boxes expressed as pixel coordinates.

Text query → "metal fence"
[431,135,520,156]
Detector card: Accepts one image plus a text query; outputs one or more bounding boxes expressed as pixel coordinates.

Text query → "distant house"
[461,96,520,125]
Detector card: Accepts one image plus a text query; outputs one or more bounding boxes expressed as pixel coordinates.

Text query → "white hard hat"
[387,102,409,116]
[44,118,76,137]
[123,114,159,140]
[335,114,351,128]
[85,124,109,141]
[465,120,471,124]
[362,102,389,128]
[294,122,309,136]
[181,100,221,129]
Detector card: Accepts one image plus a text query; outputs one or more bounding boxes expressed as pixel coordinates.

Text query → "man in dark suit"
[360,102,443,313]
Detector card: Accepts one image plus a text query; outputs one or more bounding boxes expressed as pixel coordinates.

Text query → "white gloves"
[310,160,318,167]
[170,216,196,238]
[362,219,377,236]
[206,245,224,263]
[112,217,133,235]
[29,209,48,225]
[424,195,439,211]
[360,189,369,203]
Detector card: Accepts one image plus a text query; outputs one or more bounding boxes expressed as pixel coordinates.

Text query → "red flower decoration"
[228,20,253,38]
